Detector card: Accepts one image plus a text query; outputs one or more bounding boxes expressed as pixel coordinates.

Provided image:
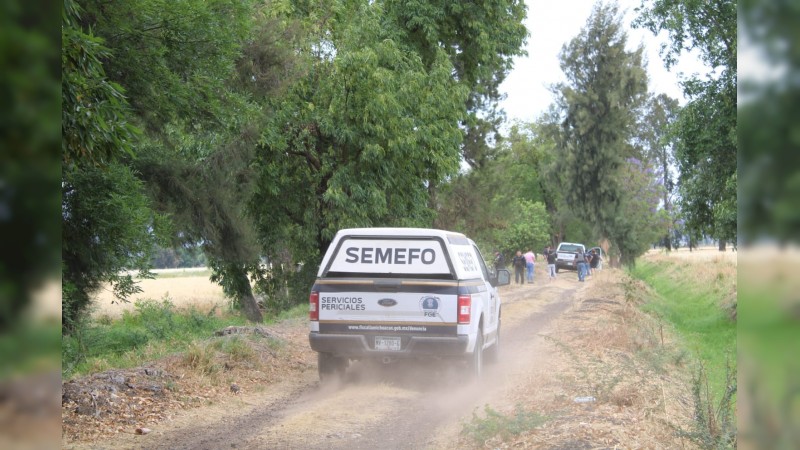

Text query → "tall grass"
[62,297,248,379]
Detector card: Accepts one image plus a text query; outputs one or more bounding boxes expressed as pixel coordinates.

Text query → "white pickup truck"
[555,242,586,273]
[308,228,511,380]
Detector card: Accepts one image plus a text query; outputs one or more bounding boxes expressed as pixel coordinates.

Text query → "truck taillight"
[457,295,472,324]
[309,291,319,321]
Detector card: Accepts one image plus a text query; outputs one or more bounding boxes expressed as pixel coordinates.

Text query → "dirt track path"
[79,277,581,450]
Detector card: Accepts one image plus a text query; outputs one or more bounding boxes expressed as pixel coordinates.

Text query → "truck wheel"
[485,326,500,364]
[470,331,484,380]
[555,266,560,273]
[318,352,347,382]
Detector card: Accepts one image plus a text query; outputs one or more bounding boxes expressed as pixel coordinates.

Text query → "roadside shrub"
[212,336,255,363]
[62,296,248,379]
[461,404,547,445]
[182,343,218,376]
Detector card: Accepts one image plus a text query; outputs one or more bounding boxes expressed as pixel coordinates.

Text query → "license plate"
[375,336,401,351]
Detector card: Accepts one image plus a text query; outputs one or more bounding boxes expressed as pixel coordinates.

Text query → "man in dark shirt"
[545,245,557,281]
[576,249,586,282]
[589,249,601,274]
[493,251,505,270]
[511,250,526,284]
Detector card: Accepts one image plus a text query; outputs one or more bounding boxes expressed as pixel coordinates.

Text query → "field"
[90,268,227,319]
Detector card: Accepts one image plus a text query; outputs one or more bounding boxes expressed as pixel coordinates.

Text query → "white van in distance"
[308,228,511,380]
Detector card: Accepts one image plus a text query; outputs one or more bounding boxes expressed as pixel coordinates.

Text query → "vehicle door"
[473,245,499,346]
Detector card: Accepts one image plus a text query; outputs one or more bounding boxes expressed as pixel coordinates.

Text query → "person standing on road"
[545,245,557,281]
[576,248,586,282]
[493,250,505,271]
[590,249,601,274]
[512,250,526,284]
[524,248,536,283]
[584,251,593,278]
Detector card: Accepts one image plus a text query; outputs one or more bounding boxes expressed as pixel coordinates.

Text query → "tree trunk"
[718,239,727,251]
[231,266,263,323]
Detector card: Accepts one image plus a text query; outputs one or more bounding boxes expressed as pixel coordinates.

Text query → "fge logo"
[419,296,440,317]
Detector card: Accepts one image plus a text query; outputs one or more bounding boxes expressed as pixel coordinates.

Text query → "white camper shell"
[308,228,511,380]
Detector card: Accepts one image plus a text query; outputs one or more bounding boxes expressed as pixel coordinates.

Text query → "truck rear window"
[559,244,583,252]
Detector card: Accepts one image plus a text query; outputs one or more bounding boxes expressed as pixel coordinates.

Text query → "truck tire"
[470,329,484,380]
[318,352,347,382]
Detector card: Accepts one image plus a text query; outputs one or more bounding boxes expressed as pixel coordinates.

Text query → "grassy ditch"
[628,253,736,397]
[629,251,737,447]
[62,297,307,379]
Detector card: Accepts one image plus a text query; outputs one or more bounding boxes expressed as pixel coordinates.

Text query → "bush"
[461,404,547,445]
[62,296,247,379]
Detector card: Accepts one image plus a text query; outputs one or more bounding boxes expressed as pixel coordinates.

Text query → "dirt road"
[66,265,702,449]
[72,276,578,450]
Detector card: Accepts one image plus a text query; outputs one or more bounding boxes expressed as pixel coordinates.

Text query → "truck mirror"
[495,268,511,286]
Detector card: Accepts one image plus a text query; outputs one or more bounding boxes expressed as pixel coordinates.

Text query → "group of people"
[574,248,599,282]
[494,246,601,284]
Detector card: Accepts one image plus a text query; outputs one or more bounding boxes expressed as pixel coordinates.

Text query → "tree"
[497,200,551,257]
[611,158,669,265]
[62,164,166,332]
[634,0,737,248]
[384,0,528,168]
[73,0,273,322]
[554,2,649,264]
[61,0,166,332]
[252,1,469,302]
[638,94,680,249]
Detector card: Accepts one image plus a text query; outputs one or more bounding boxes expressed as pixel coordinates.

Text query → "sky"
[499,0,708,124]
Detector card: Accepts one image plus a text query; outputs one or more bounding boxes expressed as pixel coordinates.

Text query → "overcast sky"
[499,0,708,124]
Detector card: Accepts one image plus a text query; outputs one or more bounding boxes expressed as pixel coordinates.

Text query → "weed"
[678,360,737,449]
[214,336,256,363]
[461,404,547,445]
[182,343,218,376]
[265,337,286,352]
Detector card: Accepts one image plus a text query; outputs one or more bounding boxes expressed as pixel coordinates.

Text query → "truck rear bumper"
[309,332,469,359]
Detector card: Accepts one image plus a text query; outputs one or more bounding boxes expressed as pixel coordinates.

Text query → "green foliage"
[78,0,256,132]
[210,336,256,363]
[385,0,528,167]
[638,94,680,249]
[634,0,737,245]
[497,200,550,256]
[62,163,168,333]
[436,120,561,252]
[253,0,469,269]
[461,404,547,445]
[673,76,737,244]
[612,159,669,266]
[555,2,651,264]
[61,0,139,168]
[62,297,248,378]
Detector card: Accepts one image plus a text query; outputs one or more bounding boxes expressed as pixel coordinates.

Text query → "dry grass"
[473,269,700,449]
[90,270,227,319]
